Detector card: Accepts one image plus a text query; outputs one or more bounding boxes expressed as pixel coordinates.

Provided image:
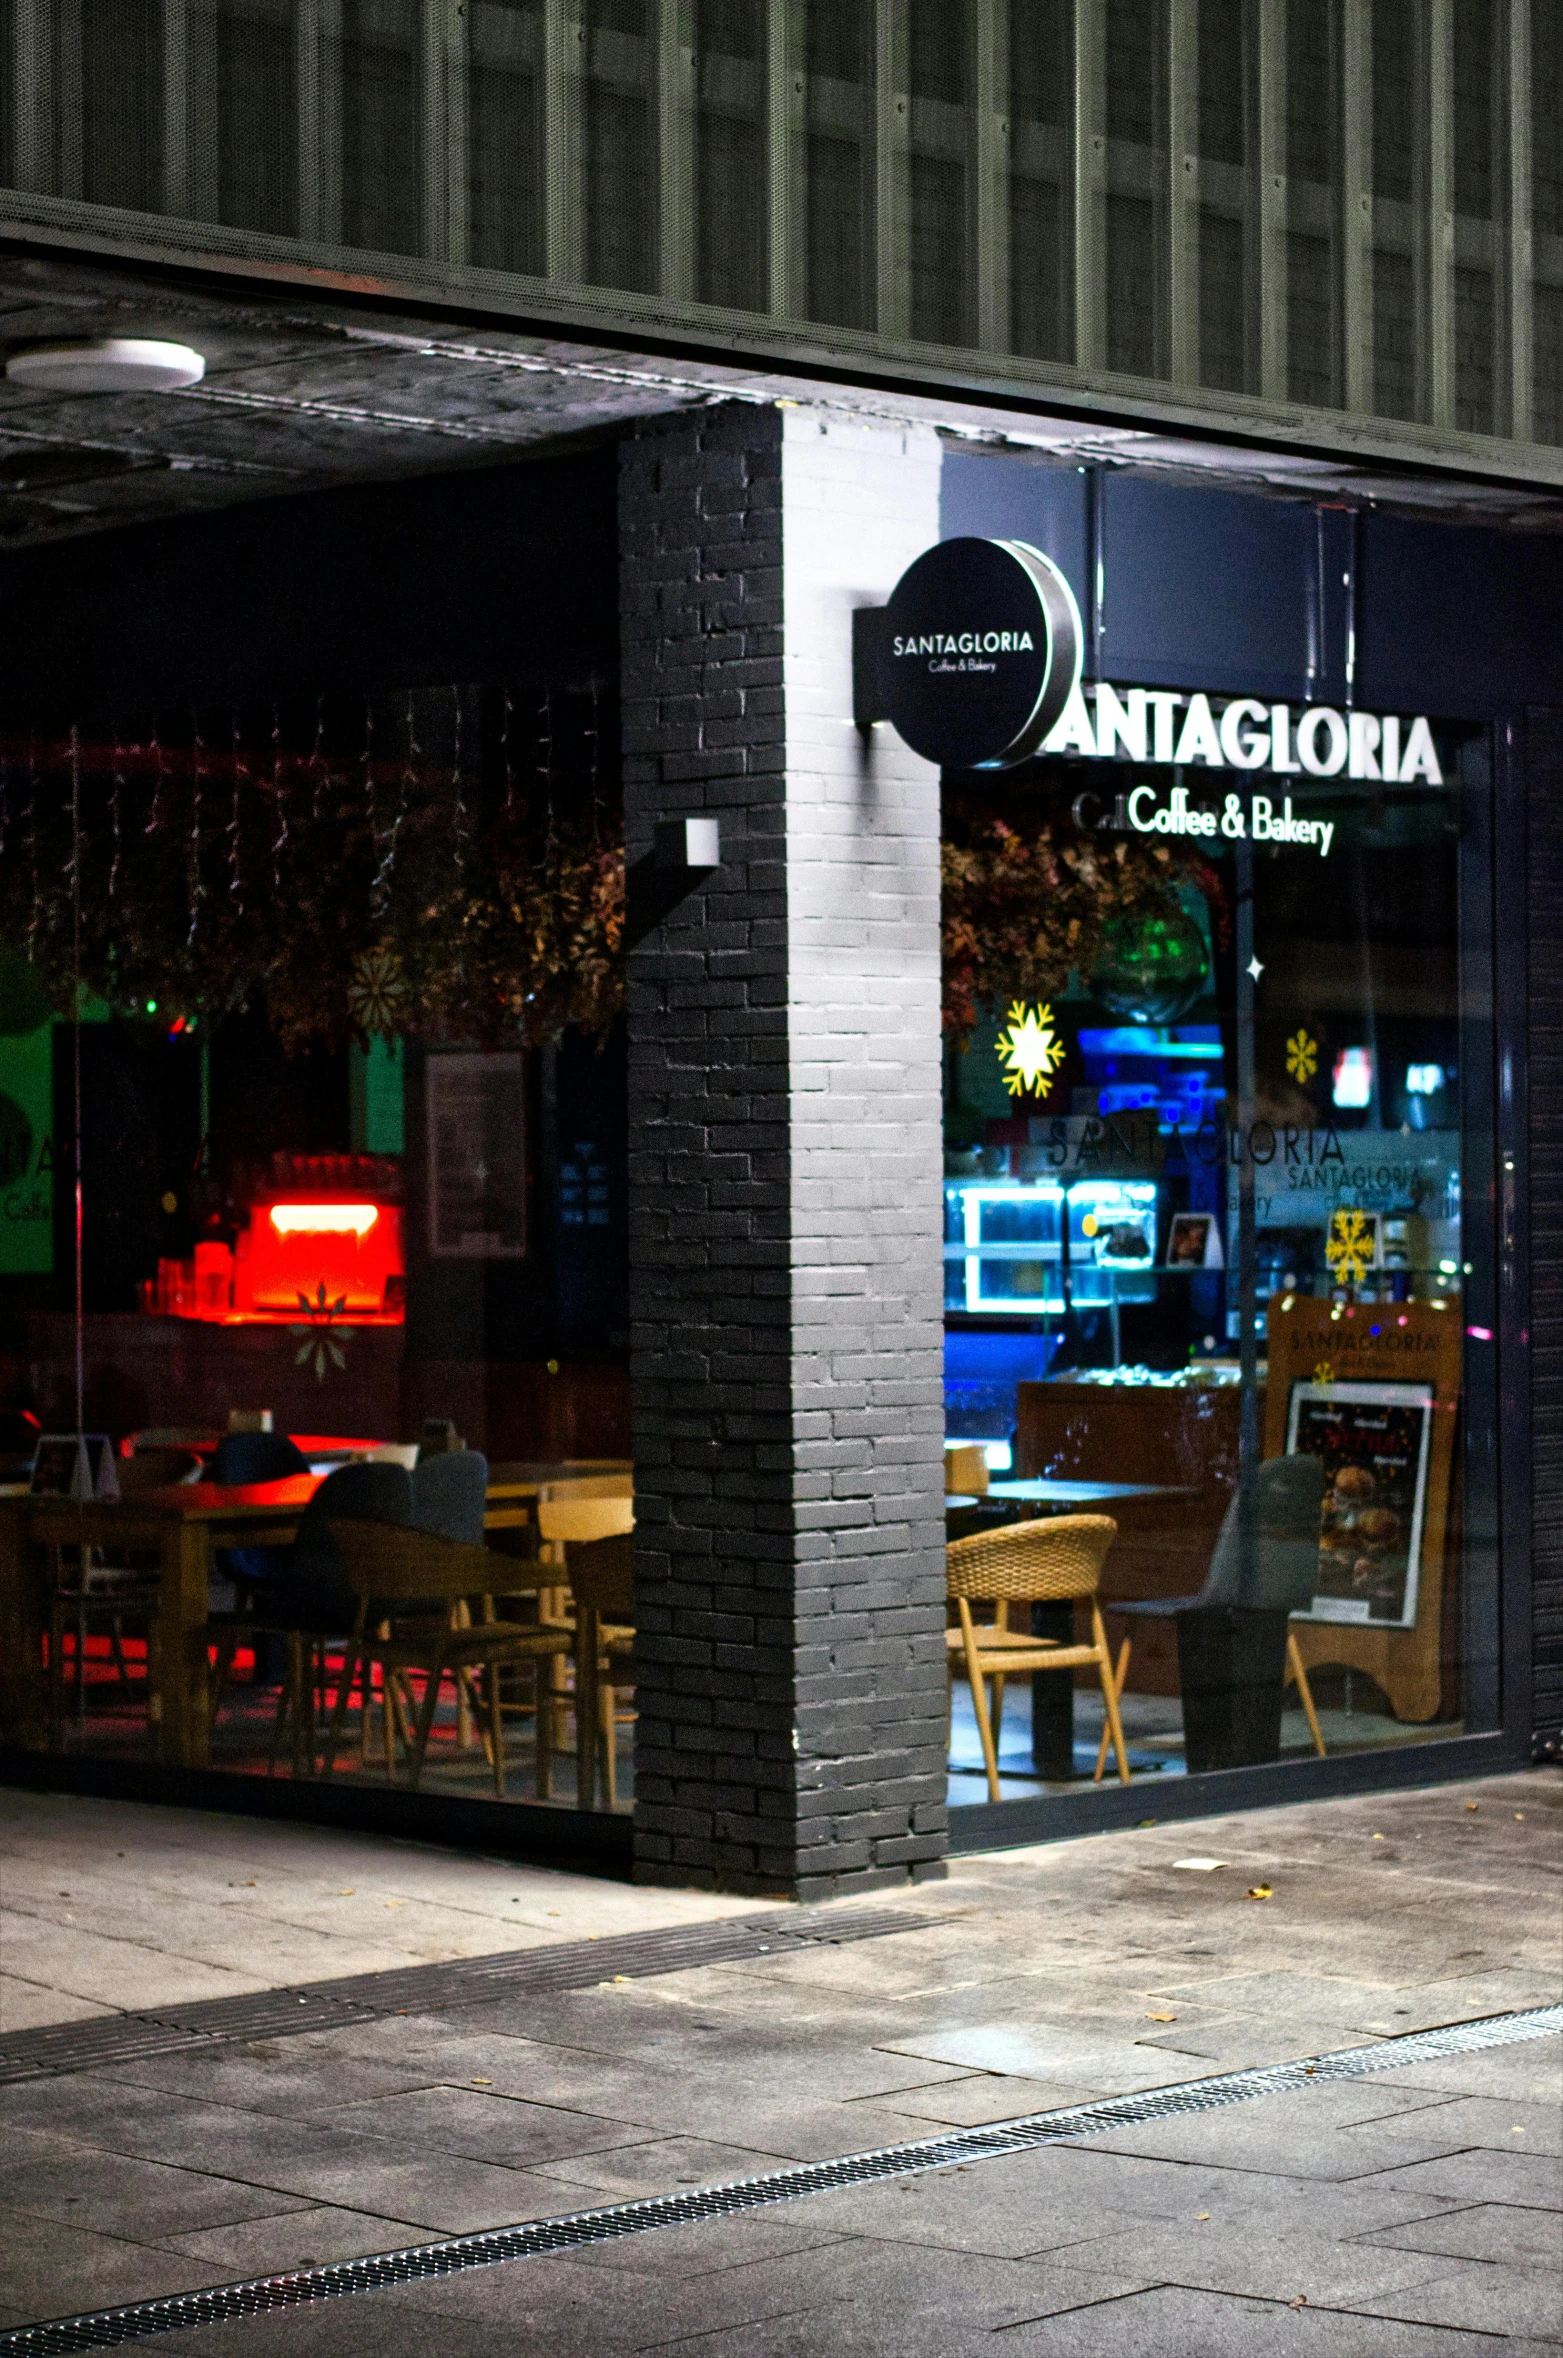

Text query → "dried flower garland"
[0,687,624,1052]
[941,807,1228,1039]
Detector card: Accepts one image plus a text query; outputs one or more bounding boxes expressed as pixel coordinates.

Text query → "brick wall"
[621,400,949,1895]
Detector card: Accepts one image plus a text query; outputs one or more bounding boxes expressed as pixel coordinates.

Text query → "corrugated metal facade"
[1528,709,1563,1753]
[0,1,1558,479]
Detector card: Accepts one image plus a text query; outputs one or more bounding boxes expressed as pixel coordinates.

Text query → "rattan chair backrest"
[946,1515,1118,1603]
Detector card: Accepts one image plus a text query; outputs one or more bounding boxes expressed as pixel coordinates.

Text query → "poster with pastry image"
[1285,1380,1435,1628]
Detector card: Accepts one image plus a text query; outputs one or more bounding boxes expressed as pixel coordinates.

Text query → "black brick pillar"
[622,401,949,1896]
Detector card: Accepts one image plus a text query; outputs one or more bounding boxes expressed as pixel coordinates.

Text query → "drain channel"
[0,1905,938,2087]
[4,2001,1557,2357]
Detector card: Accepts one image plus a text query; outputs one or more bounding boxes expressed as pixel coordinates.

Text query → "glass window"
[942,700,1496,1807]
[0,689,629,1811]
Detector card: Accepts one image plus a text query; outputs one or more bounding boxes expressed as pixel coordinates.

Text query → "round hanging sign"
[880,537,1084,769]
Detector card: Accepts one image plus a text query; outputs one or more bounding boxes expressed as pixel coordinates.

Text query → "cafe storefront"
[0,398,1551,1891]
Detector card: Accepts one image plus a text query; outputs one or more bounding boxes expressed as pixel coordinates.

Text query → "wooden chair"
[947,1515,1130,1800]
[535,1493,635,1796]
[567,1532,635,1810]
[46,1448,202,1744]
[321,1520,572,1795]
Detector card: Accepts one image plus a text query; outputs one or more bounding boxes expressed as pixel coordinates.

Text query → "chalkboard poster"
[1286,1381,1434,1629]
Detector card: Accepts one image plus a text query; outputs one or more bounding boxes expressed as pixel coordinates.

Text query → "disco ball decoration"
[1091,904,1210,1023]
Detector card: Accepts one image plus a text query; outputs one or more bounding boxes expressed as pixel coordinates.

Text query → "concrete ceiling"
[0,247,1558,554]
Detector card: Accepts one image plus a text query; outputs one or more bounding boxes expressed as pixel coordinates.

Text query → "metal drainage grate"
[0,1905,940,2086]
[3,2001,1557,2357]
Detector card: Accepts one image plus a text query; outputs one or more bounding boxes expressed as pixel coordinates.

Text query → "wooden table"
[0,1460,632,1769]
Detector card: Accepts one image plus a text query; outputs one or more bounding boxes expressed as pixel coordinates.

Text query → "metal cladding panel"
[1358,519,1563,721]
[939,455,1090,622]
[1095,478,1323,703]
[1528,708,1563,1753]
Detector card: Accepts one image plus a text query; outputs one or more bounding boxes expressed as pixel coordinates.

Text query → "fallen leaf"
[1515,1812,1525,1821]
[1289,2295,1308,2309]
[1246,1884,1273,1900]
[385,1900,404,1910]
[471,2078,491,2086]
[1466,1801,1479,1812]
[1371,1833,1385,1841]
[339,1888,355,1896]
[1146,2011,1178,2023]
[1196,2211,1211,2221]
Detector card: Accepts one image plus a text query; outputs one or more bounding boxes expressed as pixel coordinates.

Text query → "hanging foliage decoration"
[0,686,625,1053]
[940,806,1229,1041]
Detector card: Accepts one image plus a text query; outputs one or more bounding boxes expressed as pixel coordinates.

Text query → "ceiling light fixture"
[5,338,205,393]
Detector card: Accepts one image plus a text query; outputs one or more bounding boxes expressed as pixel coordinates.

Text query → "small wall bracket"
[852,606,890,734]
[625,817,723,950]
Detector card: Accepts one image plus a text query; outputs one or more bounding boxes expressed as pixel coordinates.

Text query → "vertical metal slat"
[1245,0,1286,399]
[161,0,189,218]
[656,0,693,302]
[1160,0,1198,384]
[1416,0,1454,427]
[1336,0,1372,415]
[297,0,339,248]
[1070,0,1106,372]
[1496,0,1533,441]
[544,0,583,283]
[9,0,58,197]
[873,0,909,339]
[973,0,1007,353]
[764,0,798,321]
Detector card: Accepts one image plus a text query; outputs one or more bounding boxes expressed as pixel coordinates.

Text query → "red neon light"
[268,1202,380,1238]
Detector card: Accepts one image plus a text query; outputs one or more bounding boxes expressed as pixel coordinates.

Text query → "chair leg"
[535,1657,553,1799]
[959,1600,1002,1804]
[407,1652,449,1791]
[1091,1603,1132,1785]
[576,1609,600,1809]
[108,1615,132,1695]
[487,1662,507,1798]
[601,1681,617,1808]
[1094,1638,1131,1783]
[991,1671,1006,1757]
[207,1633,240,1719]
[321,1641,362,1777]
[48,1594,65,1750]
[1288,1630,1327,1758]
[266,1640,298,1775]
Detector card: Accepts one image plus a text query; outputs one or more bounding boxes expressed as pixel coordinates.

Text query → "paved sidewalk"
[0,1770,1558,2354]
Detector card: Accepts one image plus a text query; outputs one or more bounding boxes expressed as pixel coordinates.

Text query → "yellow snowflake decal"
[1285,1028,1318,1085]
[1313,1359,1335,1386]
[996,1001,1067,1100]
[1326,1206,1375,1286]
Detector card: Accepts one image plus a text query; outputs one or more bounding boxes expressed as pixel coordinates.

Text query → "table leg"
[575,1605,599,1809]
[1031,1601,1077,1779]
[155,1521,212,1767]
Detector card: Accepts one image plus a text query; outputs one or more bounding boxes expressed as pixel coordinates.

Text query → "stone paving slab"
[0,1767,1556,2351]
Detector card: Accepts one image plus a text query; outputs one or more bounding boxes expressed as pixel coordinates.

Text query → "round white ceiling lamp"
[5,338,206,394]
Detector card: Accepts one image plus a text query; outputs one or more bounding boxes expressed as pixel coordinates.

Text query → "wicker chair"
[946,1515,1129,1799]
